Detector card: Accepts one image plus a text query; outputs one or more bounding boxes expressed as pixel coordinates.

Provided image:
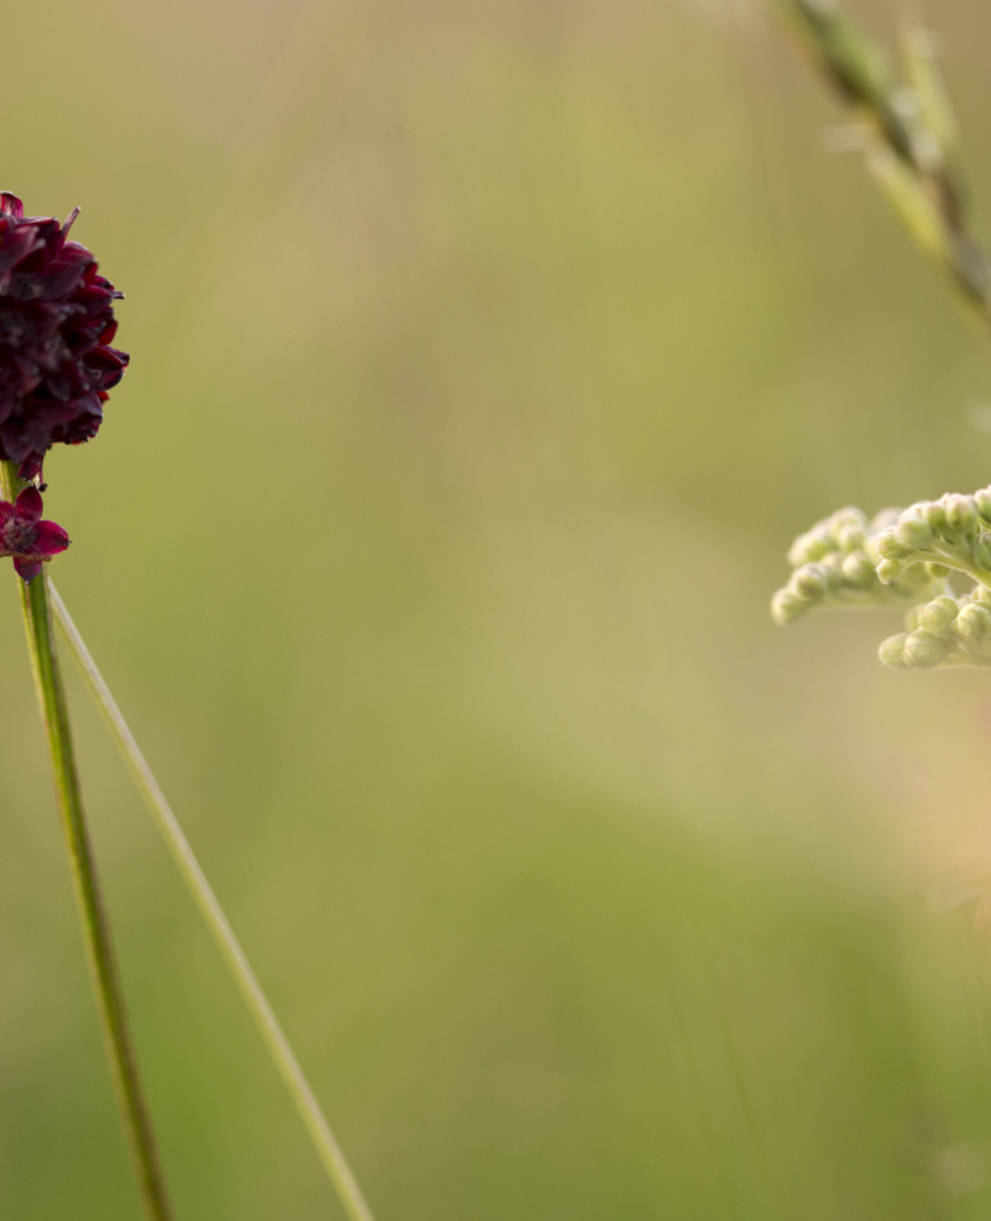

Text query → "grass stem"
[49,580,377,1221]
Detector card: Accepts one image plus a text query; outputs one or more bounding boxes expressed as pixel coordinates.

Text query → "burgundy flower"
[0,486,70,582]
[0,192,128,480]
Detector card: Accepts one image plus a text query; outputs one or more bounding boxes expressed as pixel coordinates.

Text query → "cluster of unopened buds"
[0,191,127,582]
[772,488,991,670]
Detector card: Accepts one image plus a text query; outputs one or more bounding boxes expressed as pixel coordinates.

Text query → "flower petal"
[32,519,69,556]
[16,453,43,481]
[60,206,81,239]
[0,193,24,220]
[1,421,36,464]
[13,557,42,582]
[0,224,42,274]
[34,252,90,301]
[14,485,42,522]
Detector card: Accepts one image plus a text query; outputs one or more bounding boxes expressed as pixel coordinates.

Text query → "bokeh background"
[5,0,991,1216]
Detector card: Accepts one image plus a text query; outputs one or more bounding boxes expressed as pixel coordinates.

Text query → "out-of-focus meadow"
[7,0,991,1216]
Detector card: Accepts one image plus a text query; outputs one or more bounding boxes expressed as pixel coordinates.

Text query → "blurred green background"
[6,0,991,1216]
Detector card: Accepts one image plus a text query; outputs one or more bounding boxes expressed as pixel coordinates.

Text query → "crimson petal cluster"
[0,192,128,582]
[0,191,128,481]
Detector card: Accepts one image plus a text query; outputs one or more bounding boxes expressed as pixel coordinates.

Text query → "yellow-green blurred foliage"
[7,0,991,1216]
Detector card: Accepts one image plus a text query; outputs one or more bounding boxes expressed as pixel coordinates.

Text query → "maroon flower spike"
[0,486,70,582]
[0,192,128,480]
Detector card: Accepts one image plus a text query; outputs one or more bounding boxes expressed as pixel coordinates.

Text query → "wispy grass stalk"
[772,0,991,324]
[0,463,172,1221]
[48,582,377,1221]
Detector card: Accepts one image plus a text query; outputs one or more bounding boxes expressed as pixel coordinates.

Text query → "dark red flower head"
[0,486,69,582]
[0,192,128,480]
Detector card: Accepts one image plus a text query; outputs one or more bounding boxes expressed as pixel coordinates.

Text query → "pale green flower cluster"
[770,505,943,627]
[880,588,991,670]
[772,487,991,670]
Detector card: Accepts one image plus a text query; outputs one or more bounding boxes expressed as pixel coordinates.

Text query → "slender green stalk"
[0,465,172,1220]
[49,582,378,1221]
[772,0,991,321]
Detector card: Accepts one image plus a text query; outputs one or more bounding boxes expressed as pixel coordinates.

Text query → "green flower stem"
[0,465,172,1220]
[771,0,991,321]
[48,582,378,1221]
[904,539,991,592]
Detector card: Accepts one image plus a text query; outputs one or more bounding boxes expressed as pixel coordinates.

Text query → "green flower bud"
[770,589,807,626]
[872,529,909,561]
[878,633,909,668]
[876,558,902,585]
[870,507,903,534]
[787,529,834,568]
[943,493,978,535]
[974,486,991,524]
[792,564,829,600]
[820,552,844,580]
[830,506,868,529]
[903,629,947,668]
[918,595,958,634]
[836,524,866,553]
[895,507,933,549]
[840,551,877,588]
[955,601,991,645]
[972,583,991,608]
[904,606,922,632]
[920,500,947,531]
[925,561,951,580]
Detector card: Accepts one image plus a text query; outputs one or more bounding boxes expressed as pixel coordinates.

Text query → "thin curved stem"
[1,466,172,1220]
[49,582,377,1221]
[771,0,991,323]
